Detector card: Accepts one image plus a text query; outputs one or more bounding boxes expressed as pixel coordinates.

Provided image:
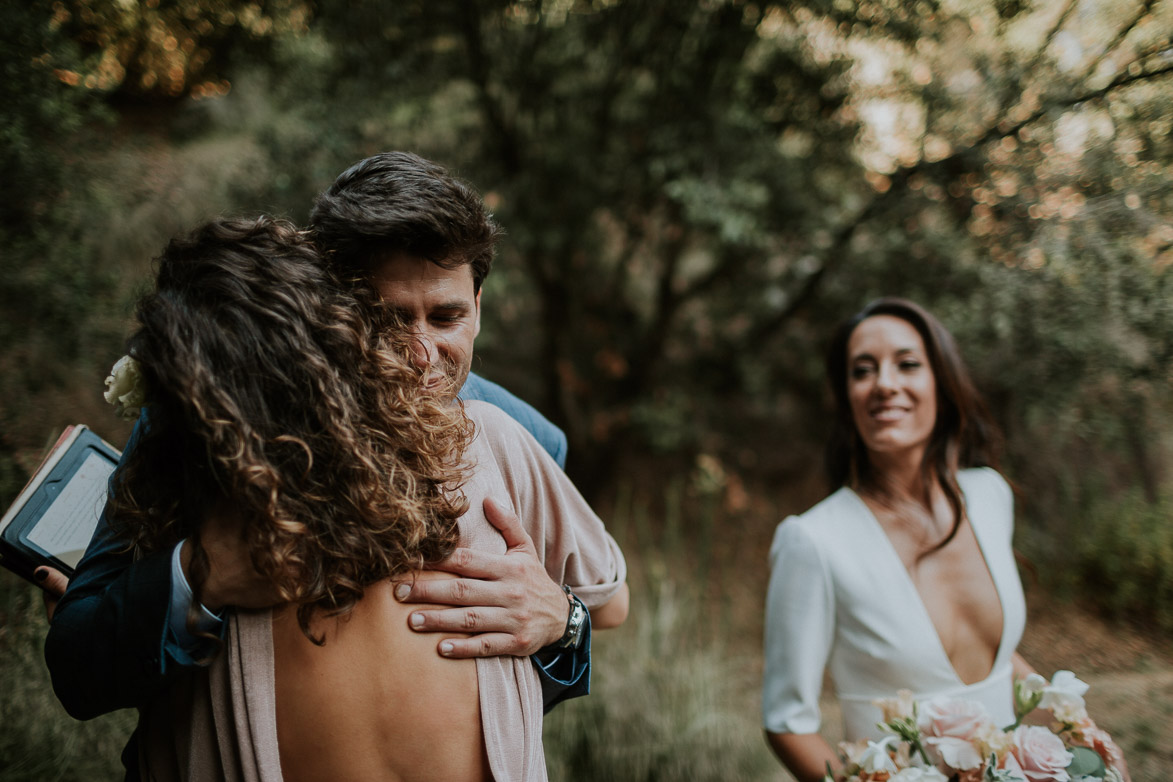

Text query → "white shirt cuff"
[169,540,224,644]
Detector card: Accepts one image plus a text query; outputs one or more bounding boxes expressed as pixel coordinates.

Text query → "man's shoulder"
[458,372,554,434]
[459,373,567,467]
[459,373,539,417]
[458,372,506,402]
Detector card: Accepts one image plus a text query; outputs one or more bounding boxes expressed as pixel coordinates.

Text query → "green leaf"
[1067,746,1106,778]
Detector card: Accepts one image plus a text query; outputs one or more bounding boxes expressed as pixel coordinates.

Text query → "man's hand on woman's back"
[392,497,570,658]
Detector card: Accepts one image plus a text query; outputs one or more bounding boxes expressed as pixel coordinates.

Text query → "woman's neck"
[861,447,959,548]
[866,447,931,502]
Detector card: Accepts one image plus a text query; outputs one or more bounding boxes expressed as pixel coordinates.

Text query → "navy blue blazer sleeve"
[458,372,589,711]
[43,418,185,720]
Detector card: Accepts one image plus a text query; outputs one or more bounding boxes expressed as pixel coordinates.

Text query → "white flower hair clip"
[104,355,146,420]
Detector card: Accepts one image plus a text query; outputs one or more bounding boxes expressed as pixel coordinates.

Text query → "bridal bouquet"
[828,671,1127,782]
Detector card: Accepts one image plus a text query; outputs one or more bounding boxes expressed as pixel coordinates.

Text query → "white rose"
[1040,671,1090,724]
[858,737,900,775]
[104,355,145,420]
[1019,673,1048,696]
[975,721,1015,758]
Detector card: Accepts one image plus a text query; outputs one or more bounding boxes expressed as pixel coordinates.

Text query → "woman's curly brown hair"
[107,216,470,642]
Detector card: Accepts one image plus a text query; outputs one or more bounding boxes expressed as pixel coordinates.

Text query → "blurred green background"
[1,0,1170,779]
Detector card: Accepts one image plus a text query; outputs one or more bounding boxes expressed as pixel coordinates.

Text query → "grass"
[543,576,779,782]
[542,475,784,781]
[0,571,135,782]
[2,475,1171,780]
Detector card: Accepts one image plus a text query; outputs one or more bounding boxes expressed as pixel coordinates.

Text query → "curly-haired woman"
[95,216,624,782]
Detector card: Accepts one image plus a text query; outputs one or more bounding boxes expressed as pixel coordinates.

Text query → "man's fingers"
[35,567,68,622]
[395,500,565,654]
[395,575,503,606]
[35,566,69,598]
[405,605,519,635]
[436,632,534,659]
[482,497,535,552]
[429,546,513,581]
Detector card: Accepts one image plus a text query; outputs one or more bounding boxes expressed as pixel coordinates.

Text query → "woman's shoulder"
[795,486,866,527]
[959,467,1015,538]
[463,397,514,424]
[462,399,551,475]
[463,399,530,444]
[771,487,863,552]
[958,466,1012,503]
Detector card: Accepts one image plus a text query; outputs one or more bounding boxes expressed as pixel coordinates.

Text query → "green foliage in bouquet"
[1067,746,1108,778]
[1011,676,1044,729]
[984,754,1023,782]
[880,703,931,767]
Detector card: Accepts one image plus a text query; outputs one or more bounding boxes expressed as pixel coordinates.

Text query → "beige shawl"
[138,400,626,782]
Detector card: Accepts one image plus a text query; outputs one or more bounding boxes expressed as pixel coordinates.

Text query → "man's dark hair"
[309,152,501,293]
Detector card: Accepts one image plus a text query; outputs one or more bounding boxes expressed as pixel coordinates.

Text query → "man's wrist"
[180,538,228,612]
[555,585,587,650]
[169,541,224,654]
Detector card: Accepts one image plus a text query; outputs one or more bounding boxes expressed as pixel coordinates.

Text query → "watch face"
[559,595,587,648]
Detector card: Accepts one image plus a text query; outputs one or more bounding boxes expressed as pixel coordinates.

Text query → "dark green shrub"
[1072,491,1173,632]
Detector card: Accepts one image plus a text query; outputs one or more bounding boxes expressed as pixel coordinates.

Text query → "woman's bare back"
[272,572,489,782]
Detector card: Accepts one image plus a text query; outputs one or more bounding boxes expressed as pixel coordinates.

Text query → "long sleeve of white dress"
[761,469,1025,740]
[762,515,837,735]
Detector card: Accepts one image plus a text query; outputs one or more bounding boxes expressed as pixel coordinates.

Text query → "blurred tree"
[0,2,316,505]
[45,0,311,100]
[0,1,114,500]
[304,0,1172,498]
[309,0,865,487]
[3,0,1170,514]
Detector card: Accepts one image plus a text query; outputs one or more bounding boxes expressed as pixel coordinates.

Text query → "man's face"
[369,253,481,399]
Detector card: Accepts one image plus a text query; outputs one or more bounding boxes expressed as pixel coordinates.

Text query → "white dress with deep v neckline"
[761,468,1025,740]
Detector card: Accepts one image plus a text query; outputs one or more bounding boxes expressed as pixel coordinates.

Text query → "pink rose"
[918,698,994,741]
[999,752,1029,781]
[925,736,983,771]
[1011,725,1074,782]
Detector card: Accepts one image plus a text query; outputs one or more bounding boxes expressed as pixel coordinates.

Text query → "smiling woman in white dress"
[761,298,1037,781]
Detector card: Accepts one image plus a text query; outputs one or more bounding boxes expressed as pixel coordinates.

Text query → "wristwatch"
[557,584,587,649]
